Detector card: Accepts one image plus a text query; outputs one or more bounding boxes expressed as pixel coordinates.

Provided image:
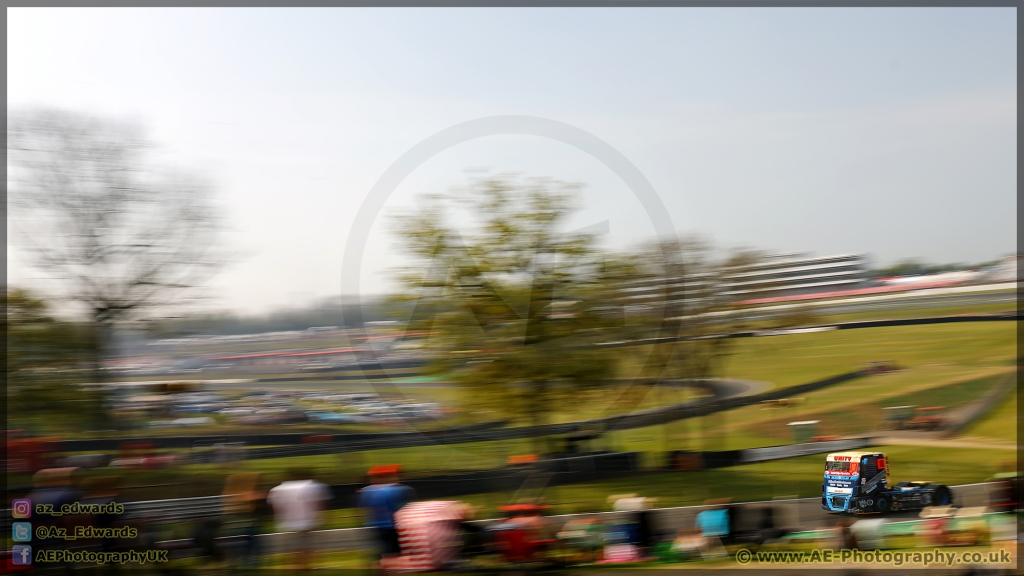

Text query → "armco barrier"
[667,446,741,469]
[939,369,1018,435]
[58,420,507,452]
[594,313,1020,347]
[669,438,872,470]
[833,313,1020,330]
[539,451,639,474]
[739,438,872,464]
[330,452,644,505]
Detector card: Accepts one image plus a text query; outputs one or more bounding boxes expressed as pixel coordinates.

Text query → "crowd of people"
[10,465,1016,574]
[3,466,806,573]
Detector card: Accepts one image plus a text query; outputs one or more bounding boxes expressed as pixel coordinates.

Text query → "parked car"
[307,411,352,423]
[170,417,216,427]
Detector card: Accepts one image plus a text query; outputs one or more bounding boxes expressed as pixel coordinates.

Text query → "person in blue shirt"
[694,501,731,560]
[695,508,730,538]
[357,465,416,562]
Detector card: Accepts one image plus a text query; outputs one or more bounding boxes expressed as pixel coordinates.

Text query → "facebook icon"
[12,545,32,565]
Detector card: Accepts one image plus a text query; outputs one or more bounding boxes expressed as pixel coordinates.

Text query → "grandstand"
[611,251,1016,312]
[723,253,872,300]
[616,252,873,312]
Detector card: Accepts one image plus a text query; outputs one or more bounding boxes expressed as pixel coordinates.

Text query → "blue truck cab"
[822,451,952,514]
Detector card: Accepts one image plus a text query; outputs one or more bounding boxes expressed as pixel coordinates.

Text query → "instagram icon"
[12,499,31,518]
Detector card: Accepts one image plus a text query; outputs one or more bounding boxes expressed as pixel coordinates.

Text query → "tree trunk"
[530,380,547,456]
[90,318,118,431]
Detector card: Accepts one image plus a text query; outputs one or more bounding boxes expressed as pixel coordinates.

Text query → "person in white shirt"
[267,470,332,571]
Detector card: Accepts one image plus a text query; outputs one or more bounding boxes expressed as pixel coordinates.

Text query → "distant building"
[613,252,873,312]
[723,253,872,300]
[614,251,1012,314]
[616,272,717,312]
[980,255,1019,284]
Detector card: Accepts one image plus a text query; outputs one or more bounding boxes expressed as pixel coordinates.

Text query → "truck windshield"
[826,461,851,472]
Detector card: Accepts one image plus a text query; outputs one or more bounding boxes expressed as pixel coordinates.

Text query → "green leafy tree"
[6,289,101,433]
[390,174,622,434]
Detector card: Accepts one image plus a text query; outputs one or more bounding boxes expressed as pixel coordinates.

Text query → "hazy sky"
[7,8,1016,315]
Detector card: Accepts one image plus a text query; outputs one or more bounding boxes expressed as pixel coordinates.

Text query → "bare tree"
[7,108,228,399]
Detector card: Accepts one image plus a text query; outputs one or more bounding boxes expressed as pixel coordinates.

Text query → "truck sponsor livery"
[822,452,952,514]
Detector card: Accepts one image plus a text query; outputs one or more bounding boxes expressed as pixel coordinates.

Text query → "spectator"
[267,470,332,571]
[694,500,731,560]
[585,518,606,561]
[357,465,416,564]
[611,495,658,557]
[670,528,706,561]
[557,518,600,563]
[507,502,551,536]
[79,475,124,575]
[222,472,266,568]
[635,505,656,557]
[837,519,858,550]
[28,468,82,575]
[493,503,553,564]
[192,517,225,567]
[454,504,487,558]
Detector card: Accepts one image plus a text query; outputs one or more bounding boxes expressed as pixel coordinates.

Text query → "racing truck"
[822,451,953,514]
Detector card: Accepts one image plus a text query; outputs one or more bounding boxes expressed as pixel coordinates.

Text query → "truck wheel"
[927,485,951,506]
[875,495,891,513]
